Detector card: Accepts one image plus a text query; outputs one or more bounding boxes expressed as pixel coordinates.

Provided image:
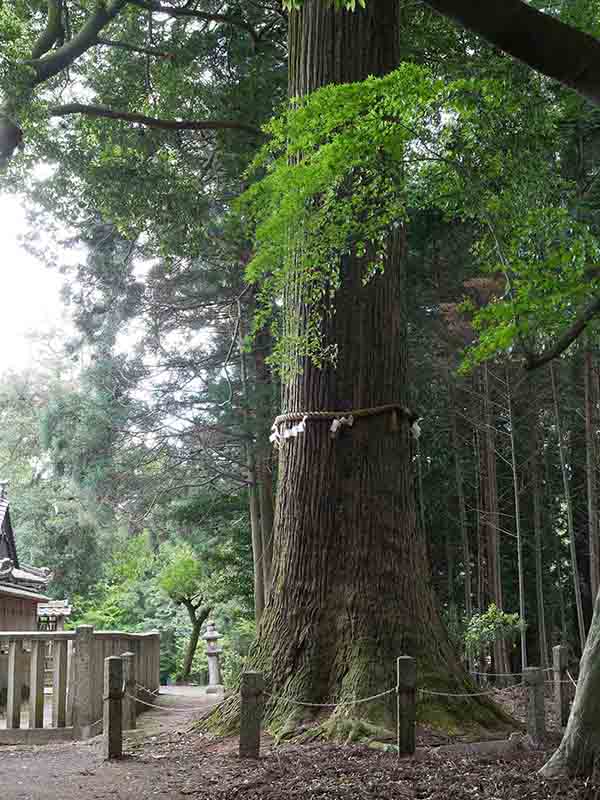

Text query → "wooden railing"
[0,625,160,745]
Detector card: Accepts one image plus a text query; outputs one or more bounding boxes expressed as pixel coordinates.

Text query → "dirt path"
[0,686,219,800]
[0,684,589,800]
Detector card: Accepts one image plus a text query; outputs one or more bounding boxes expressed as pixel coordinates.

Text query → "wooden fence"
[0,625,160,745]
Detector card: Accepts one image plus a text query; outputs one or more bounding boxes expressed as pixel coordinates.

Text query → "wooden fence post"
[103,656,123,760]
[524,666,545,743]
[121,651,137,731]
[6,641,22,729]
[53,639,68,728]
[396,656,416,755]
[553,645,570,727]
[73,625,94,739]
[240,671,264,759]
[29,640,45,729]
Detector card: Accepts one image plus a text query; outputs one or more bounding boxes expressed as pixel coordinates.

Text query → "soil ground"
[1,684,596,800]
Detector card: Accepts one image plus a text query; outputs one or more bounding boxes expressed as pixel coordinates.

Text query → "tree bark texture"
[211,0,510,735]
[541,588,600,777]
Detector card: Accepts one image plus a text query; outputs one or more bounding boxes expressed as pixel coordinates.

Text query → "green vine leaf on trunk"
[237,62,587,378]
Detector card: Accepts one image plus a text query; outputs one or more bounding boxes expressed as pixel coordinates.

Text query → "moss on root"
[199,647,517,744]
[199,686,516,749]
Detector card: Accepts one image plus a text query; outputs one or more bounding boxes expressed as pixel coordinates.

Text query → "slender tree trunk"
[474,427,484,614]
[506,367,527,670]
[239,301,266,622]
[211,0,508,736]
[529,392,549,670]
[585,344,599,602]
[450,383,472,620]
[551,361,586,654]
[545,441,569,644]
[254,331,275,602]
[416,437,427,539]
[482,364,510,677]
[180,603,210,683]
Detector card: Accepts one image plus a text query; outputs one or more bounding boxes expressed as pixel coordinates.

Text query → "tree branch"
[32,0,129,85]
[31,0,65,60]
[424,0,600,104]
[128,0,259,43]
[96,36,175,59]
[50,102,263,135]
[49,102,263,136]
[524,296,600,370]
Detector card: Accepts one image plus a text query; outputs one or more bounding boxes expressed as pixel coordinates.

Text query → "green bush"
[464,603,523,655]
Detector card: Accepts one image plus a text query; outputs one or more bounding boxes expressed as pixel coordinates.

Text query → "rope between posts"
[126,693,210,713]
[567,670,578,688]
[262,687,396,708]
[418,686,515,698]
[469,668,553,678]
[136,683,160,696]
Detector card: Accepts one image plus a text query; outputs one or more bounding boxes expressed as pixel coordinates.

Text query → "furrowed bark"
[541,589,600,778]
[208,0,511,739]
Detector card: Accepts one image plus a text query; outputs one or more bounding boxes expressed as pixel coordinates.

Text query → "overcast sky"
[0,195,66,374]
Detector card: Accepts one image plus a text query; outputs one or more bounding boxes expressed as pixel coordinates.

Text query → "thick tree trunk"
[207,0,511,738]
[541,589,600,778]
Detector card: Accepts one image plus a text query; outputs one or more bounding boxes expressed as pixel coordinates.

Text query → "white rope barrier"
[418,688,502,698]
[469,668,553,678]
[127,693,212,713]
[567,670,578,689]
[263,687,396,709]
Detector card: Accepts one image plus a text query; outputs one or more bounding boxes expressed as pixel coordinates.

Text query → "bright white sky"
[0,195,66,374]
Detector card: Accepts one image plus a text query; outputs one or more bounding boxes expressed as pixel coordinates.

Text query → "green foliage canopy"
[239,61,598,375]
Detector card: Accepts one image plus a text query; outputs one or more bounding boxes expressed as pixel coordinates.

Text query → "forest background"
[1,0,600,705]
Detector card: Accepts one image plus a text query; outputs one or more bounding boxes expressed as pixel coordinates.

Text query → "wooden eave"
[0,583,50,603]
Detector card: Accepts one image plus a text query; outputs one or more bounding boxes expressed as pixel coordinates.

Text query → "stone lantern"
[203,620,224,694]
